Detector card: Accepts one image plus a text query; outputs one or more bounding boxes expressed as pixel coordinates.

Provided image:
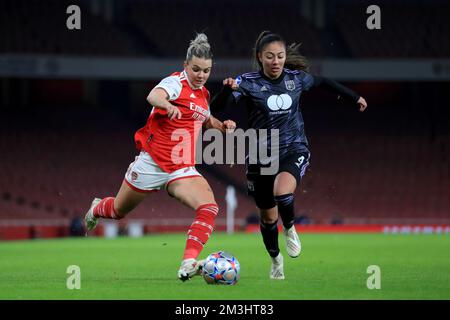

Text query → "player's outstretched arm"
[204,115,236,133]
[313,76,368,112]
[147,88,182,120]
[209,78,239,112]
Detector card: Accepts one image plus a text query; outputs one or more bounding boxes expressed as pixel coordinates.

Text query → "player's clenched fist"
[357,97,368,112]
[222,120,236,133]
[223,78,239,90]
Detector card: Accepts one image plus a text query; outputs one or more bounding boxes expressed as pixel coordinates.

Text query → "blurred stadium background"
[0,0,449,240]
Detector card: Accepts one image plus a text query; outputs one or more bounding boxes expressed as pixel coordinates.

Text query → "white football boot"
[197,259,205,273]
[270,253,285,280]
[177,258,203,282]
[85,198,101,232]
[283,225,302,258]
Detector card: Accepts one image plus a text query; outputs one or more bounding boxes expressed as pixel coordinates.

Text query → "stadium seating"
[335,2,450,58]
[1,1,449,241]
[1,0,448,58]
[0,0,137,56]
[0,114,256,230]
[1,108,447,229]
[211,130,450,224]
[127,0,325,58]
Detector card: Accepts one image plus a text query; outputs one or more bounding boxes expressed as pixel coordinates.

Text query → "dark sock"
[274,194,295,229]
[260,220,280,258]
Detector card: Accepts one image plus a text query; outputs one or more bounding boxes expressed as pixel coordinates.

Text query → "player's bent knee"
[261,217,278,225]
[260,209,278,224]
[274,174,297,195]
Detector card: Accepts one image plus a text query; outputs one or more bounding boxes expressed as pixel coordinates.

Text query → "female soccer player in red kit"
[84,33,236,281]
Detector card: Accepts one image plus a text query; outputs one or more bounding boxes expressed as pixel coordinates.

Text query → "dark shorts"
[246,151,310,210]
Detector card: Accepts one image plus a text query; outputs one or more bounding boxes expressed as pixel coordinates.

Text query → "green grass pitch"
[0,232,449,300]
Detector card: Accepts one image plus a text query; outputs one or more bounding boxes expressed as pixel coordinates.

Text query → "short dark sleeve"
[297,71,314,91]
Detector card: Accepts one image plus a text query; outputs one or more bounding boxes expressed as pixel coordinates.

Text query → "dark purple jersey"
[233,69,314,158]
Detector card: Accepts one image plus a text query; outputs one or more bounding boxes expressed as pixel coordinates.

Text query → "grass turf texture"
[0,233,449,300]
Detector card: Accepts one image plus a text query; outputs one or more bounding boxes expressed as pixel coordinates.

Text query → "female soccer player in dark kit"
[210,31,367,279]
[84,33,236,281]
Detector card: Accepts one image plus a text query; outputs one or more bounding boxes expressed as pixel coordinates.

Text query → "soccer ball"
[201,251,240,285]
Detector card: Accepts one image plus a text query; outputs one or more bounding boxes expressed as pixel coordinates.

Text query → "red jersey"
[135,71,210,173]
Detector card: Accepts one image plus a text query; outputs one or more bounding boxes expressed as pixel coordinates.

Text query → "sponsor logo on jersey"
[189,102,209,122]
[190,93,196,98]
[260,85,268,92]
[267,94,293,111]
[285,80,295,91]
